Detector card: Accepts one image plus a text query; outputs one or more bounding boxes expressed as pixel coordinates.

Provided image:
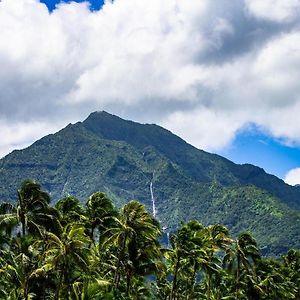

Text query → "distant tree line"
[0,180,299,299]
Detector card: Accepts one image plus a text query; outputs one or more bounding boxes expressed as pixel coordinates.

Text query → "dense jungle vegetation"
[0,180,299,299]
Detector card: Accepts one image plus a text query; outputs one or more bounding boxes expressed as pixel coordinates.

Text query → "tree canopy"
[0,180,299,299]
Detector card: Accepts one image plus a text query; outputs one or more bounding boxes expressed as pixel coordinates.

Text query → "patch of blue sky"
[40,0,104,12]
[218,126,300,179]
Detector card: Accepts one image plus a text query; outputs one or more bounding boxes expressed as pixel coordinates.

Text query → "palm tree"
[163,221,201,300]
[206,224,231,252]
[0,180,59,238]
[253,254,299,300]
[102,200,161,296]
[162,221,230,300]
[72,276,111,300]
[70,244,112,300]
[17,180,50,236]
[0,202,17,249]
[167,230,190,300]
[223,232,260,299]
[283,248,300,294]
[85,192,116,245]
[35,222,91,299]
[203,224,232,299]
[55,195,86,226]
[0,235,38,300]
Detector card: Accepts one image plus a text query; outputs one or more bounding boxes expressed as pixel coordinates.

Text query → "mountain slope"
[84,112,300,209]
[0,111,299,255]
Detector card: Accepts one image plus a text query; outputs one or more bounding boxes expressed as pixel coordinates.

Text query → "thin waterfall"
[150,181,157,218]
[167,232,170,248]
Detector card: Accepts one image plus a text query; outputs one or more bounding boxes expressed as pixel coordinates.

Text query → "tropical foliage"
[0,180,299,299]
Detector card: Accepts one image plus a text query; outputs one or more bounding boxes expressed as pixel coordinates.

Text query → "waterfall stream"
[150,181,157,218]
[151,177,170,248]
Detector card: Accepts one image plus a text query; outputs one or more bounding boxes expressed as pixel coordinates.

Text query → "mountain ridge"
[83,111,300,210]
[0,111,299,255]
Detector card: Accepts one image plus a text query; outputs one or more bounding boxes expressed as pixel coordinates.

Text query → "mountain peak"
[85,110,145,124]
[84,110,140,131]
[0,112,299,255]
[82,111,187,150]
[83,111,145,142]
[86,110,120,119]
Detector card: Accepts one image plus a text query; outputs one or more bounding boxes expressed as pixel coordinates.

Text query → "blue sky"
[1,0,300,184]
[40,0,104,11]
[218,126,300,179]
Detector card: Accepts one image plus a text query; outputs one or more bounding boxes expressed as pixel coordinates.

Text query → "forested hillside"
[0,112,299,255]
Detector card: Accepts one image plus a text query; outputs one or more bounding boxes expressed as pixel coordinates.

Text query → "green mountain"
[0,111,299,255]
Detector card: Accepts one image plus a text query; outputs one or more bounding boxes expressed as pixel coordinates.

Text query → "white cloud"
[284,168,300,185]
[244,0,300,23]
[196,30,300,148]
[0,0,300,156]
[0,120,62,158]
[162,108,247,151]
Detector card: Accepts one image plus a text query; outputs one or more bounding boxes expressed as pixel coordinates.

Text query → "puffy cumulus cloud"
[0,0,300,157]
[244,0,300,23]
[161,108,248,151]
[0,120,62,158]
[64,0,217,105]
[252,32,300,104]
[0,0,230,116]
[160,29,300,150]
[239,35,299,127]
[284,168,300,185]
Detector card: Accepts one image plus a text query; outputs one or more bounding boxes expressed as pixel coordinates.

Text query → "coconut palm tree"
[0,202,17,232]
[0,202,17,251]
[202,224,232,299]
[72,276,111,300]
[0,180,59,238]
[17,180,50,236]
[0,235,38,300]
[164,221,225,300]
[102,200,161,296]
[35,222,91,299]
[253,254,298,300]
[163,221,200,300]
[85,192,116,245]
[283,248,300,295]
[223,232,260,299]
[55,195,86,227]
